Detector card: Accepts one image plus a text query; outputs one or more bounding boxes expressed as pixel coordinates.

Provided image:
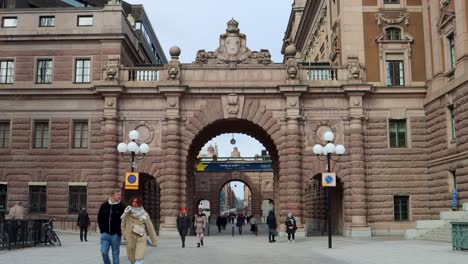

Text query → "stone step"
[463,203,468,212]
[440,211,468,220]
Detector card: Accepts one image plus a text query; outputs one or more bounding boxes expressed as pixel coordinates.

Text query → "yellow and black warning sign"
[125,172,139,190]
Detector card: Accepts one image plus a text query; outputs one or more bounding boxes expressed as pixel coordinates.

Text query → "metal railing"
[0,219,49,250]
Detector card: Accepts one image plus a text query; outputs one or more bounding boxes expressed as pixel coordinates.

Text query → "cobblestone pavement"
[0,230,467,264]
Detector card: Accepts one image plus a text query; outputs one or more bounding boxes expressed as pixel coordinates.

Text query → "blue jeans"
[100,233,121,264]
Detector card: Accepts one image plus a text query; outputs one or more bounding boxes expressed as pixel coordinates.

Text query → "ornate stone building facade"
[0,0,467,237]
[284,0,468,236]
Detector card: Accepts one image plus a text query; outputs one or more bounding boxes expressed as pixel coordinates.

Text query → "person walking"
[236,214,245,235]
[266,210,277,243]
[121,197,158,264]
[285,212,297,243]
[176,208,190,248]
[194,208,206,247]
[98,189,126,264]
[77,207,90,242]
[216,215,223,233]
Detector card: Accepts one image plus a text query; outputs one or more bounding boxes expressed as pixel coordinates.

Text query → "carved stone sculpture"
[227,93,239,118]
[192,19,272,66]
[347,57,362,80]
[105,58,120,80]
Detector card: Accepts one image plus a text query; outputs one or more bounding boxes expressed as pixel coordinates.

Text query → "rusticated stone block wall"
[364,116,429,223]
[426,84,468,217]
[0,117,105,219]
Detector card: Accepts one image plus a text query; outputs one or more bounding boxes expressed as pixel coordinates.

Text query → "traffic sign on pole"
[125,172,139,190]
[322,172,336,187]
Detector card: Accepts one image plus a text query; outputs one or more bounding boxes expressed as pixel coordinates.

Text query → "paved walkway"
[0,231,466,264]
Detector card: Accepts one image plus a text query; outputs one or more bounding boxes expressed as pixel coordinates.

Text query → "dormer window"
[385,28,401,40]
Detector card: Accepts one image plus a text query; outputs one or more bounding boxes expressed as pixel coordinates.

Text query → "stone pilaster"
[278,88,306,231]
[345,88,372,237]
[159,87,185,230]
[94,85,123,201]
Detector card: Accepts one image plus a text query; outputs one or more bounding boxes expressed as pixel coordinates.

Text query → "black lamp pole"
[326,153,332,249]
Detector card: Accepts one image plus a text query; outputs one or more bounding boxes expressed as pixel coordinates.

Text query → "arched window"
[385,28,401,40]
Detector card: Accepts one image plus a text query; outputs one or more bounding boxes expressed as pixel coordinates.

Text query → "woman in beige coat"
[121,197,158,264]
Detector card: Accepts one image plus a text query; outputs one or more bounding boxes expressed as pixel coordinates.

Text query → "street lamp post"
[117,130,150,172]
[313,131,345,249]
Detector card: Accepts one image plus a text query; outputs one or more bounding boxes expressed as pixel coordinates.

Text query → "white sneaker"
[288,240,291,243]
[292,240,295,243]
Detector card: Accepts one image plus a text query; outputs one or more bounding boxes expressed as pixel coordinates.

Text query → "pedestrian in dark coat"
[236,214,245,235]
[266,210,277,243]
[97,189,126,264]
[216,215,223,233]
[77,207,90,242]
[285,212,297,243]
[176,208,191,248]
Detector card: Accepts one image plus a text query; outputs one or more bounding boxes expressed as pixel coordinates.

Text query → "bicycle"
[41,218,61,246]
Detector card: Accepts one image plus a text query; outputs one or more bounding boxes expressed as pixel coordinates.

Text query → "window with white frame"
[386,60,405,86]
[73,120,89,148]
[39,16,55,27]
[384,28,401,40]
[34,120,49,148]
[2,17,17,28]
[77,15,93,26]
[75,59,91,83]
[389,119,407,148]
[384,0,400,4]
[0,60,14,84]
[36,59,53,83]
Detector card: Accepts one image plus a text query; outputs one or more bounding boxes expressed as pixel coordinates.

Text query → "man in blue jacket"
[98,189,126,264]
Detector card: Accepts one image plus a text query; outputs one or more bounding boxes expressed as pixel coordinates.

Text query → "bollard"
[207,225,210,236]
[232,226,234,237]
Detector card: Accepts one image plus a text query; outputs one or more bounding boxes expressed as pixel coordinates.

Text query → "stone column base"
[344,226,372,238]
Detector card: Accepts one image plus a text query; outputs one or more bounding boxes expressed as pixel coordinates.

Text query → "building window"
[29,185,47,213]
[68,186,87,214]
[39,16,55,27]
[384,0,400,3]
[34,120,49,148]
[0,60,14,84]
[0,184,7,217]
[73,120,88,148]
[77,15,93,26]
[2,17,17,28]
[36,59,53,84]
[448,105,456,142]
[448,33,455,69]
[386,60,404,86]
[75,59,91,83]
[389,119,407,148]
[0,121,10,148]
[385,28,401,40]
[394,196,409,221]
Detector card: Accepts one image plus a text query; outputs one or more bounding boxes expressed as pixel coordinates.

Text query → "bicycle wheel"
[49,230,61,246]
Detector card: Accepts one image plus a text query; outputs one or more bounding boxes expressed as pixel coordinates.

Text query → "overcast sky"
[126,0,293,63]
[125,0,289,202]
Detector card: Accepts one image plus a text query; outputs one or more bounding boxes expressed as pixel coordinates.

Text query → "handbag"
[132,224,146,237]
